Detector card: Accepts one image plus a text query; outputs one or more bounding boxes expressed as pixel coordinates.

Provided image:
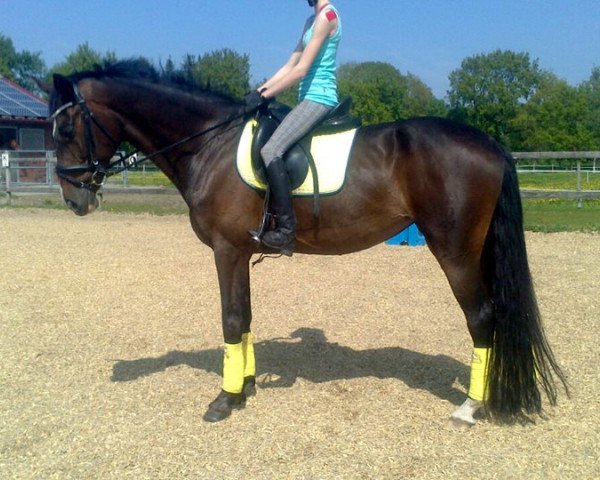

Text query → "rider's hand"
[243,90,268,113]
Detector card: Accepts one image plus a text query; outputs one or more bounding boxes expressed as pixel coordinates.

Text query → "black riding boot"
[262,158,296,255]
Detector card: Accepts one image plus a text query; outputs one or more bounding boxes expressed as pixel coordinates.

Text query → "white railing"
[2,150,600,206]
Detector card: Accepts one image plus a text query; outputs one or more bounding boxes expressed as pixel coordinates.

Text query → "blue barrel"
[386,224,426,246]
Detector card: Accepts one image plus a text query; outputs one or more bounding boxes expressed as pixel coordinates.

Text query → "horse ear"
[52,74,76,103]
[34,77,52,94]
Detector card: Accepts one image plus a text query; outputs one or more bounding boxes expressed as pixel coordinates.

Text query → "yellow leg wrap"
[468,347,491,401]
[242,332,256,378]
[222,342,244,394]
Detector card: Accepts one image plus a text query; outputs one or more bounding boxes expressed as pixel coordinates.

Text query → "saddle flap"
[250,113,309,189]
[250,115,278,180]
[236,119,358,197]
[246,96,361,193]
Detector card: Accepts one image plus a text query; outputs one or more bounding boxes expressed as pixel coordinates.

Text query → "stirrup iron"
[249,189,272,242]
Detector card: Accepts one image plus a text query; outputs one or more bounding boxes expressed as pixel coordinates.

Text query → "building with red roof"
[0,76,52,151]
[1,76,54,184]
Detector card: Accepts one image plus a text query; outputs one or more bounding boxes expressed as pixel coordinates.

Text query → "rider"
[245,0,342,255]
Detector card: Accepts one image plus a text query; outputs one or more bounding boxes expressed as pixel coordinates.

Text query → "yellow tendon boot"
[468,347,491,401]
[223,342,245,394]
[242,332,257,396]
[242,332,256,379]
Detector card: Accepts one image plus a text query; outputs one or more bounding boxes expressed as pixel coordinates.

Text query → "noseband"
[51,80,248,193]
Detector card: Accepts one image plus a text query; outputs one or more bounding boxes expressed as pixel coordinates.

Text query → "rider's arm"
[259,11,337,99]
[258,18,310,93]
[258,47,303,93]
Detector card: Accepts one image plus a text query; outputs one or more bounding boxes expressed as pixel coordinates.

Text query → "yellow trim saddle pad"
[235,119,359,196]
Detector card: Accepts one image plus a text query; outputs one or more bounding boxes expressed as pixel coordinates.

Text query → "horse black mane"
[63,57,241,104]
[64,58,159,85]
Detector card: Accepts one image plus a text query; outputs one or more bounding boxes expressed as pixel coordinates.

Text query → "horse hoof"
[449,397,482,428]
[243,376,257,397]
[449,416,476,429]
[203,390,246,423]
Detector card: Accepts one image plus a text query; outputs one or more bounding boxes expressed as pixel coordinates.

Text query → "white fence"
[2,150,600,204]
[0,151,169,202]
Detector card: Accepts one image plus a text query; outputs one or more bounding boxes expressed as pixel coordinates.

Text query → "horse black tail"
[484,149,568,422]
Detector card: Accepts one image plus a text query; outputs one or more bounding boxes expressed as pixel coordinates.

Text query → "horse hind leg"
[434,252,495,427]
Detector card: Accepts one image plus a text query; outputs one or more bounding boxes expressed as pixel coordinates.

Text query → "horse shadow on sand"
[111,328,469,406]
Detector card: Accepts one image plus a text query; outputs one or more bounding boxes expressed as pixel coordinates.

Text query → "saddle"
[250,96,361,190]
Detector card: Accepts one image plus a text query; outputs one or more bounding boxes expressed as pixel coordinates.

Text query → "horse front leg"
[203,245,255,422]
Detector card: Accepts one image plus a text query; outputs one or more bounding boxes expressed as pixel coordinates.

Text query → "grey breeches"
[261,100,332,166]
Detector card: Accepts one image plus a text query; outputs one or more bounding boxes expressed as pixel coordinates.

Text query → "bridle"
[51,79,248,192]
[51,82,125,192]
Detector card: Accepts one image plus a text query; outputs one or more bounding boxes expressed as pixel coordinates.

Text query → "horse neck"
[87,79,240,195]
[97,78,238,149]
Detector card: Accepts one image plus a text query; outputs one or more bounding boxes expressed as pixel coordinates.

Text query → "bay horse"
[47,59,567,425]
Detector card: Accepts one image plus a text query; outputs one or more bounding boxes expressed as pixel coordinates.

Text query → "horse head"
[49,74,122,216]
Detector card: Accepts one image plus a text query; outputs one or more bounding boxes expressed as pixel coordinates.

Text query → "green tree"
[512,73,595,150]
[0,34,16,78]
[198,48,250,98]
[338,62,446,124]
[0,33,46,93]
[176,49,250,98]
[404,72,448,118]
[338,62,406,124]
[13,50,46,92]
[338,62,444,124]
[162,56,177,78]
[448,49,542,147]
[49,42,117,77]
[580,67,600,149]
[180,54,197,83]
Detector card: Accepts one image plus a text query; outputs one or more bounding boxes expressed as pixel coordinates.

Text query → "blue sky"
[3,0,599,98]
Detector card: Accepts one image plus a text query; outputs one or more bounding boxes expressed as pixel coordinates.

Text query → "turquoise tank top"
[298,4,342,107]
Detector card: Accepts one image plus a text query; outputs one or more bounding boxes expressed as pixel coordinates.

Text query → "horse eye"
[58,123,75,140]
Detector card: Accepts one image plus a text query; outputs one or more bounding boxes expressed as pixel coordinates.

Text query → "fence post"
[2,152,11,205]
[576,159,582,209]
[46,151,54,186]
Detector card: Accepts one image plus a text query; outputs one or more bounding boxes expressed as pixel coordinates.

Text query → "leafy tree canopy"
[512,73,597,150]
[579,66,600,148]
[48,42,117,77]
[338,62,445,124]
[448,49,542,147]
[175,48,250,98]
[0,33,46,94]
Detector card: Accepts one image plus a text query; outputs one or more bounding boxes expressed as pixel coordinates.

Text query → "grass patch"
[106,170,600,191]
[518,171,600,190]
[0,192,188,216]
[522,198,600,232]
[3,192,600,233]
[105,171,173,187]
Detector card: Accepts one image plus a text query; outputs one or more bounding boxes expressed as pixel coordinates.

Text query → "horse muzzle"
[63,189,99,216]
